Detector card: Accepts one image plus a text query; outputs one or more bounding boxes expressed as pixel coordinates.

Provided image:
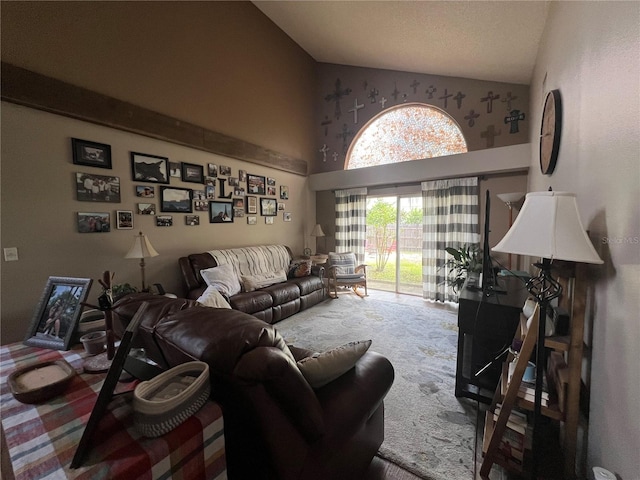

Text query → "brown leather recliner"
[112,294,395,480]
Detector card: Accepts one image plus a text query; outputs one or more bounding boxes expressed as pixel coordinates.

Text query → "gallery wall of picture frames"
[71,137,293,233]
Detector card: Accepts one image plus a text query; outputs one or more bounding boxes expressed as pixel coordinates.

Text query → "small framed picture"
[267,186,276,196]
[181,162,204,184]
[204,176,216,186]
[207,164,218,177]
[194,200,209,211]
[277,202,285,211]
[246,196,258,214]
[24,276,93,351]
[135,185,155,198]
[193,189,206,201]
[228,177,239,187]
[72,138,112,169]
[247,216,257,225]
[116,210,133,229]
[131,152,169,184]
[209,201,234,223]
[205,185,215,200]
[265,217,274,225]
[239,170,247,182]
[280,185,289,200]
[219,165,231,176]
[76,173,121,203]
[267,177,276,186]
[77,212,110,233]
[283,212,292,222]
[260,197,277,216]
[169,162,181,178]
[247,174,266,195]
[137,203,155,215]
[160,186,193,213]
[156,215,173,226]
[186,215,200,226]
[234,187,246,196]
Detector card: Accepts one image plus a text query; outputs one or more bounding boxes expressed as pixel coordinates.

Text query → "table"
[0,342,226,480]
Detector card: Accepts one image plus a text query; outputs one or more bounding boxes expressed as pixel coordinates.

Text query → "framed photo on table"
[24,276,93,351]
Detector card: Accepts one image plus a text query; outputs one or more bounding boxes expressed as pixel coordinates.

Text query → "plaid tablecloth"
[0,342,226,480]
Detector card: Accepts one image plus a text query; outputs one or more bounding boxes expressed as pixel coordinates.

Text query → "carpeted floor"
[275,290,481,480]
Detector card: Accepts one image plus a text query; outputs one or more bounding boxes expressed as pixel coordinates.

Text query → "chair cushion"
[328,252,357,275]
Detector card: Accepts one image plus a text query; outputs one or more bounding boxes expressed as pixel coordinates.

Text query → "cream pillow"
[241,269,287,292]
[196,285,232,309]
[297,340,372,388]
[200,263,241,297]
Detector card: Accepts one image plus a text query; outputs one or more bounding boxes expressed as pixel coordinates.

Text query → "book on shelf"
[493,404,529,435]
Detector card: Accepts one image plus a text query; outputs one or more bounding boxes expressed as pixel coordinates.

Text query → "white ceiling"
[253,1,550,85]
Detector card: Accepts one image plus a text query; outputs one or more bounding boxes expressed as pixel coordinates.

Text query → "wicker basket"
[133,361,210,437]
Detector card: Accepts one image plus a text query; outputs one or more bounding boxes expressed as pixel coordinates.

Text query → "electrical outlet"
[4,247,18,262]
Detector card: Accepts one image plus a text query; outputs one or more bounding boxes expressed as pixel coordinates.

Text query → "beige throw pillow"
[196,285,232,309]
[241,269,287,292]
[297,340,372,388]
[200,263,241,297]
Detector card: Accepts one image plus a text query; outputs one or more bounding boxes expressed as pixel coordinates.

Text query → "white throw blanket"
[208,245,291,280]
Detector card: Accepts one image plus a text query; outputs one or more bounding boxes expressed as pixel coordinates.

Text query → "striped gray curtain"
[422,177,479,302]
[334,187,367,262]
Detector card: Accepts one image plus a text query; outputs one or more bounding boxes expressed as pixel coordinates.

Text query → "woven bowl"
[133,361,210,437]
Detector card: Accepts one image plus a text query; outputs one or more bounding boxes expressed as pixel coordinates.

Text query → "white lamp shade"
[125,232,159,259]
[310,224,325,237]
[492,191,603,264]
[497,192,525,204]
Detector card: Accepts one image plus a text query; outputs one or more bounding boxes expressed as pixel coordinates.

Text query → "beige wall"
[528,2,640,477]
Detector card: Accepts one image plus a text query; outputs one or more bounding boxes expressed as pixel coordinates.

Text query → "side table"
[0,342,226,480]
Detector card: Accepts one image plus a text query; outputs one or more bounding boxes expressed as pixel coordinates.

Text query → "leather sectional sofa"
[179,245,326,324]
[112,293,395,480]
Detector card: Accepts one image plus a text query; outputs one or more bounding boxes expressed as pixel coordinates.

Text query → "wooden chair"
[326,252,368,298]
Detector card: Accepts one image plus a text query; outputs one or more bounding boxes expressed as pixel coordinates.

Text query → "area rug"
[275,293,479,480]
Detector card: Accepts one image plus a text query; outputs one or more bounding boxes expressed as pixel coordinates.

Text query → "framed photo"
[239,170,246,182]
[156,215,173,226]
[194,200,209,211]
[219,165,231,176]
[247,174,265,195]
[267,177,276,186]
[247,216,257,225]
[207,164,218,177]
[72,138,112,169]
[193,189,206,201]
[137,203,155,215]
[135,185,155,198]
[186,215,200,226]
[169,162,181,178]
[267,186,276,196]
[265,217,274,225]
[246,196,258,214]
[209,201,233,223]
[277,202,285,211]
[77,212,110,233]
[130,152,169,184]
[234,187,246,196]
[116,210,133,229]
[280,185,289,200]
[160,186,193,213]
[181,162,204,183]
[283,212,292,222]
[76,173,120,203]
[24,276,93,351]
[260,197,277,216]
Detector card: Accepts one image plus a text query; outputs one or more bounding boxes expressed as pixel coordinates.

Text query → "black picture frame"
[71,302,149,469]
[181,162,204,183]
[77,212,110,233]
[72,138,112,169]
[76,172,121,203]
[260,197,277,216]
[246,196,258,214]
[160,186,193,213]
[209,201,234,223]
[130,152,169,184]
[247,174,266,195]
[116,210,133,229]
[24,276,93,351]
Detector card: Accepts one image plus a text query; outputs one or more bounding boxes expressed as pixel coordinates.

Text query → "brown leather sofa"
[112,294,395,480]
[179,246,326,324]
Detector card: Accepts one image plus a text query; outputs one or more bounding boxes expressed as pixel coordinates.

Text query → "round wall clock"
[539,89,562,175]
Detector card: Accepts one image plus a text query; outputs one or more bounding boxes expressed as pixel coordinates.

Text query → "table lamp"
[492,191,602,475]
[496,192,525,269]
[125,231,159,291]
[310,224,326,254]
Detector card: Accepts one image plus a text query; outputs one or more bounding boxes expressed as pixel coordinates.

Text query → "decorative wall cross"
[481,91,500,113]
[425,85,437,99]
[324,78,352,120]
[504,110,526,134]
[410,80,420,94]
[336,124,354,153]
[391,82,401,101]
[332,152,339,162]
[319,144,329,162]
[501,91,518,111]
[480,124,501,148]
[321,116,332,136]
[379,96,388,109]
[439,88,453,109]
[348,98,365,124]
[465,109,480,127]
[454,91,466,109]
[368,88,379,103]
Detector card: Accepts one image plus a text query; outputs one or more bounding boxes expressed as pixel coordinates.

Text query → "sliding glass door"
[366,195,422,295]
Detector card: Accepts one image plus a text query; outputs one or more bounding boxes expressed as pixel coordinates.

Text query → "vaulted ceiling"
[254,1,550,85]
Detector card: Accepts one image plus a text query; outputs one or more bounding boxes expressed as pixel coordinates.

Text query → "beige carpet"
[275,291,479,480]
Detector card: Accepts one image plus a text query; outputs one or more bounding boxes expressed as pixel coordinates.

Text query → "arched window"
[345,103,468,170]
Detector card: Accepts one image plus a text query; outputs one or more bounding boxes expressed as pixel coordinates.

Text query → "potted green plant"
[112,283,138,302]
[442,244,482,293]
